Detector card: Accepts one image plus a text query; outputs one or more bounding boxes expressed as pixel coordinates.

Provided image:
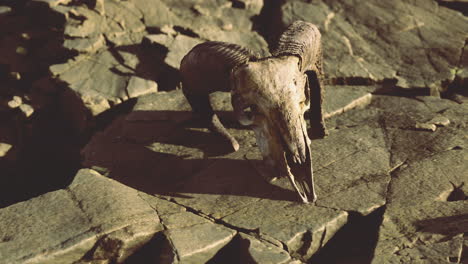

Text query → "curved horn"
[180,41,259,152]
[182,41,259,74]
[272,21,322,73]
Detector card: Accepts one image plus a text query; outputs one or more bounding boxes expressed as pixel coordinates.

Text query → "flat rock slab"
[0,169,163,264]
[81,85,383,261]
[0,169,261,264]
[281,0,468,90]
[372,145,468,263]
[324,94,468,263]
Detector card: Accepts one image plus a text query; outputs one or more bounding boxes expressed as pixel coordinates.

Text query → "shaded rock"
[371,146,468,263]
[126,76,158,98]
[0,169,164,264]
[159,221,236,263]
[145,33,203,69]
[31,0,72,8]
[63,34,105,53]
[387,149,467,207]
[238,233,293,264]
[7,96,22,109]
[372,201,466,264]
[311,125,391,215]
[47,0,268,119]
[50,48,159,115]
[0,142,13,157]
[19,103,34,117]
[0,6,12,16]
[280,0,468,90]
[81,86,384,260]
[323,85,374,119]
[137,193,241,264]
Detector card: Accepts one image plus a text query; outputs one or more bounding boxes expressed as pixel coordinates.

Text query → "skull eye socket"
[242,105,254,120]
[235,103,259,126]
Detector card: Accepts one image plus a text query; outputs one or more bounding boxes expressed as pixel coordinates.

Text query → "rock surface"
[0,169,162,264]
[280,0,467,92]
[1,0,467,263]
[47,0,269,117]
[77,76,467,262]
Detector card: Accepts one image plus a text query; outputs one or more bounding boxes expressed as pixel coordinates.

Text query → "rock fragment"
[0,143,13,157]
[19,103,34,117]
[0,6,12,16]
[429,114,451,126]
[415,122,437,131]
[126,76,158,98]
[7,96,22,109]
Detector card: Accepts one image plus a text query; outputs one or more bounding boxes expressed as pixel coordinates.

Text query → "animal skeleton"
[180,21,327,203]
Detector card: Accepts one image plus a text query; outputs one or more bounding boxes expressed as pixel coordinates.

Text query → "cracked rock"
[81,86,380,261]
[281,0,468,90]
[160,221,236,263]
[0,169,163,264]
[47,0,268,122]
[238,233,294,264]
[372,145,468,262]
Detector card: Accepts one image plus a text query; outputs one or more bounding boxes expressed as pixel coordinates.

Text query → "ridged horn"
[272,21,322,73]
[180,41,259,152]
[182,41,259,73]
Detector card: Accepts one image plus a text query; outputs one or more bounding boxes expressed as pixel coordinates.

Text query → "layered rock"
[280,0,467,92]
[47,0,268,117]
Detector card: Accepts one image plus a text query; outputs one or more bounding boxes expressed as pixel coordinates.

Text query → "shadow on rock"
[414,214,468,236]
[309,207,386,264]
[0,2,90,208]
[82,109,299,202]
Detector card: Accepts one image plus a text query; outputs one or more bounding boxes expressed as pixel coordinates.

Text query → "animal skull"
[180,21,326,203]
[231,56,316,203]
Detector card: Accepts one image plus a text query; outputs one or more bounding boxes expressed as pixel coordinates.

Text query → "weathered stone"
[0,169,164,264]
[80,79,392,261]
[0,142,13,157]
[30,0,72,8]
[50,49,145,115]
[19,103,34,117]
[159,222,236,263]
[145,34,203,69]
[238,233,293,264]
[429,114,451,126]
[126,76,158,98]
[323,85,374,119]
[371,145,468,262]
[7,96,22,109]
[221,199,348,260]
[0,6,12,16]
[415,122,437,131]
[281,0,468,90]
[63,34,105,53]
[372,201,466,264]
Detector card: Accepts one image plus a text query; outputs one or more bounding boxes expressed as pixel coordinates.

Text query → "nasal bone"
[286,134,307,164]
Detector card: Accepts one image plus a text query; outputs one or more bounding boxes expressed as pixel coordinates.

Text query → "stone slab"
[281,0,468,91]
[0,169,163,264]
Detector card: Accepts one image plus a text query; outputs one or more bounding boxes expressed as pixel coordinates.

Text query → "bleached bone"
[180,21,326,203]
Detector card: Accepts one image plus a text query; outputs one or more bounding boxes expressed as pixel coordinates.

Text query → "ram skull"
[180,21,326,203]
